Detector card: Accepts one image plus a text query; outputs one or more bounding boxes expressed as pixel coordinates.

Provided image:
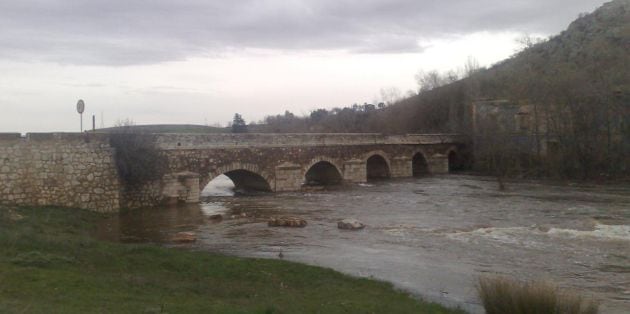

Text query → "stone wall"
[0,133,121,212]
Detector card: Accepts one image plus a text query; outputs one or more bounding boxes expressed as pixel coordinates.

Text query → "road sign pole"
[76,99,85,133]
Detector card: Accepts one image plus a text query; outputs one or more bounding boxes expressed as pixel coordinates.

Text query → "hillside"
[478,0,630,109]
[259,0,629,134]
[256,0,630,178]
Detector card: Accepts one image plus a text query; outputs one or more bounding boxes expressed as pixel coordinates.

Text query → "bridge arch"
[411,150,430,176]
[205,162,273,192]
[364,151,391,180]
[303,157,344,186]
[446,146,463,173]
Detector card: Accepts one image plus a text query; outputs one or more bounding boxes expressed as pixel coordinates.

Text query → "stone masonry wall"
[0,133,121,212]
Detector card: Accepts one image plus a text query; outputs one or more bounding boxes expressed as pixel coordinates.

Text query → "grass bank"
[0,206,463,313]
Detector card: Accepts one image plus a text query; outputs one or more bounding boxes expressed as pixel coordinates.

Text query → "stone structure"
[0,132,467,212]
[471,99,554,156]
[0,133,120,212]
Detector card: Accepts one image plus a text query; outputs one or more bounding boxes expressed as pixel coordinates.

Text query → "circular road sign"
[76,99,85,114]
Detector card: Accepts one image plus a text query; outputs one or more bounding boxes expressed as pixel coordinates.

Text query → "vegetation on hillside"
[0,206,463,313]
[254,0,630,179]
[231,113,249,133]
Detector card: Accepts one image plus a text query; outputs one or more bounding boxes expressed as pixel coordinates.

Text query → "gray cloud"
[0,0,605,65]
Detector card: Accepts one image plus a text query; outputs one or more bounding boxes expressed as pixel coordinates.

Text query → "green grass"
[0,207,464,314]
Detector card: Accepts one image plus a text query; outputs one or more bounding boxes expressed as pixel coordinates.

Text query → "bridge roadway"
[140,133,468,208]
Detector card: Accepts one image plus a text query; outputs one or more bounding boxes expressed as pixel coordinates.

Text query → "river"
[98,175,630,313]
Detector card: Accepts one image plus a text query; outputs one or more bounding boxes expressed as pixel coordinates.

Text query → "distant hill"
[257,0,629,135]
[99,124,228,134]
[256,0,630,178]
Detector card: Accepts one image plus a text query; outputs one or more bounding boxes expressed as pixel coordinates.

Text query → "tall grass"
[477,276,599,314]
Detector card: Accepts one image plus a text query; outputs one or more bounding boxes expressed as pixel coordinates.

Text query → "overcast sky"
[0,0,606,133]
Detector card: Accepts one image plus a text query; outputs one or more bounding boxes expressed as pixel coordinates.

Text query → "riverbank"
[0,206,464,313]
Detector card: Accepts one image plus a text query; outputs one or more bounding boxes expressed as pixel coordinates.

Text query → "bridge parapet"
[154,133,466,150]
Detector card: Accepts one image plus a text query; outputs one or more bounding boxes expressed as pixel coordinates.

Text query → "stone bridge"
[0,133,468,212]
[134,133,468,208]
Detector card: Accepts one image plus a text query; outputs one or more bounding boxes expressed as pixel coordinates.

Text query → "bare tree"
[114,118,135,127]
[415,70,446,93]
[463,56,481,78]
[380,87,403,106]
[514,34,546,53]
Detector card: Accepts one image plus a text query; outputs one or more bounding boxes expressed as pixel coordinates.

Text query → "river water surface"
[98,175,630,313]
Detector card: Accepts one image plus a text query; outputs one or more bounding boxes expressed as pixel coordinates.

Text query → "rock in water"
[338,219,365,230]
[268,217,307,228]
[172,232,197,243]
[208,214,223,221]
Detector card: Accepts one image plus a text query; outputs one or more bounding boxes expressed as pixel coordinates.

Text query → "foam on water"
[548,224,630,241]
[446,223,630,246]
[200,202,229,216]
[446,226,538,246]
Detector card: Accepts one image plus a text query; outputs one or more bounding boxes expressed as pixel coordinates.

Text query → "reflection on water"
[98,175,630,313]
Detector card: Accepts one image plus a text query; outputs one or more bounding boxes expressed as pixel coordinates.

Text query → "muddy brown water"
[98,175,630,313]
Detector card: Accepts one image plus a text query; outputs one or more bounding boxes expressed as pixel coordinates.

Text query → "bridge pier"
[390,156,412,177]
[427,154,449,174]
[162,172,200,204]
[275,162,303,192]
[343,159,367,183]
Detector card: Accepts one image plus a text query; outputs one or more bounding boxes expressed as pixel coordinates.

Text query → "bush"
[110,133,167,185]
[477,276,599,314]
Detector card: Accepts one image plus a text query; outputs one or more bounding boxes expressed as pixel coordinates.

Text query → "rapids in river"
[98,175,630,313]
